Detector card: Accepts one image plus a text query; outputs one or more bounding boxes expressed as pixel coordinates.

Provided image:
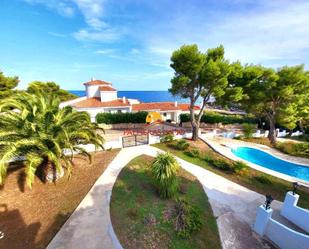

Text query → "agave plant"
[151,152,180,198]
[0,93,104,188]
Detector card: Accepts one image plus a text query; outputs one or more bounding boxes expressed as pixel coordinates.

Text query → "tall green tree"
[169,44,242,140]
[27,81,77,101]
[0,71,19,98]
[0,93,104,188]
[234,64,309,145]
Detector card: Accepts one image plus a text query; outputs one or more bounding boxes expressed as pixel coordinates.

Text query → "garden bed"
[0,149,119,249]
[110,155,221,249]
[153,140,309,209]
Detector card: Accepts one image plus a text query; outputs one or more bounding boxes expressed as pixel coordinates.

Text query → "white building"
[61,79,200,122]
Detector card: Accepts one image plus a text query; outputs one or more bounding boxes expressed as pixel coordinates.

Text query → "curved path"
[47,145,279,249]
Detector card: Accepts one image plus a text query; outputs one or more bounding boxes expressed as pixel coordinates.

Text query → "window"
[117,110,122,113]
[163,112,167,117]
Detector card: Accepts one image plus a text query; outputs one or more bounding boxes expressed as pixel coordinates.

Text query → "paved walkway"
[47,145,281,249]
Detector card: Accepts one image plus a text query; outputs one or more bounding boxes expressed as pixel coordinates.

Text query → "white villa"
[60,79,200,122]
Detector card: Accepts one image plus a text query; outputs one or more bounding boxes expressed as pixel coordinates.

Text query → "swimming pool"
[231,147,309,182]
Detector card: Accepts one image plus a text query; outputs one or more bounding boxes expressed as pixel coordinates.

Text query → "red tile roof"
[83,80,112,86]
[99,86,117,91]
[132,102,200,112]
[72,98,130,108]
[178,103,200,111]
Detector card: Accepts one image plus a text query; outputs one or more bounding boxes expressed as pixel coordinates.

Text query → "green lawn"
[153,140,309,209]
[110,155,221,249]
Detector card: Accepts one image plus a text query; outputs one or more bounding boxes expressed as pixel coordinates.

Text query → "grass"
[238,137,309,159]
[153,140,309,209]
[0,149,119,249]
[110,155,221,249]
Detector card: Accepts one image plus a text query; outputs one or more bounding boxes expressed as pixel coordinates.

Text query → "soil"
[0,149,119,249]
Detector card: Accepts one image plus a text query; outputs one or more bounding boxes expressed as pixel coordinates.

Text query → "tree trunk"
[191,122,200,141]
[38,159,64,183]
[267,116,277,146]
[299,120,309,141]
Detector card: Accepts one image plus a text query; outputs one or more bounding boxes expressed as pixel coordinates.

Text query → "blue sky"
[1,0,308,90]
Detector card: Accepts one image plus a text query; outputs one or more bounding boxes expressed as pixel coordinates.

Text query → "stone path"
[47,145,282,249]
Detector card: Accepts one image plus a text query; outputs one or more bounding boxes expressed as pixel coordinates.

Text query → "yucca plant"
[0,93,104,188]
[151,152,180,198]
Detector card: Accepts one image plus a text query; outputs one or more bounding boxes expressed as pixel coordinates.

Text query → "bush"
[253,175,272,185]
[242,123,255,138]
[212,159,231,171]
[276,142,309,158]
[160,134,174,143]
[185,149,200,158]
[179,111,256,125]
[151,153,180,198]
[96,111,148,124]
[232,161,249,174]
[175,139,190,150]
[174,198,203,238]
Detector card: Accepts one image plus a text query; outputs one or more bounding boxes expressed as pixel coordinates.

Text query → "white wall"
[254,203,309,249]
[100,91,117,101]
[59,97,87,108]
[266,218,309,249]
[281,192,309,233]
[86,85,100,98]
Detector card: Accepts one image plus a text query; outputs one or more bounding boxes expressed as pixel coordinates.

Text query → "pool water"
[231,147,309,182]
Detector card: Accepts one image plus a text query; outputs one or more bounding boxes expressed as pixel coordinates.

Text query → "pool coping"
[201,137,309,186]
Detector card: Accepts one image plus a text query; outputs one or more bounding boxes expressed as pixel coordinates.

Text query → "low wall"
[98,123,147,130]
[181,122,247,130]
[265,218,309,249]
[254,203,309,249]
[281,192,309,233]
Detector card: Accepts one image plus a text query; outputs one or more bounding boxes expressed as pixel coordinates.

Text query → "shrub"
[232,161,249,174]
[174,198,203,238]
[179,111,256,124]
[242,123,255,138]
[160,134,174,143]
[276,142,309,158]
[175,139,189,150]
[185,149,200,158]
[253,175,272,185]
[212,159,231,171]
[96,111,148,124]
[151,153,180,199]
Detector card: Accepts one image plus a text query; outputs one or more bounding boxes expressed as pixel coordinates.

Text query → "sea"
[69,90,197,103]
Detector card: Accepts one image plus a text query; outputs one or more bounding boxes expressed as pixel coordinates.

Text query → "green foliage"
[204,154,232,171]
[169,44,243,140]
[0,93,104,188]
[253,175,272,185]
[276,142,309,158]
[151,152,180,198]
[0,71,19,99]
[174,198,203,238]
[179,111,256,124]
[27,81,77,102]
[175,139,190,150]
[232,64,309,144]
[160,134,174,143]
[242,123,255,138]
[96,111,148,124]
[185,149,200,158]
[232,161,249,174]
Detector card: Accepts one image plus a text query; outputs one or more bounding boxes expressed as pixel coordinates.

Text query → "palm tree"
[151,152,180,198]
[0,93,104,188]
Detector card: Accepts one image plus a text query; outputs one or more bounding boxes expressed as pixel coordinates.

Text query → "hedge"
[96,111,148,124]
[179,111,256,124]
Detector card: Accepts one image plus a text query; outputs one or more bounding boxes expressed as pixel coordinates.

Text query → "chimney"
[91,77,95,81]
[122,96,126,103]
[174,101,178,107]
